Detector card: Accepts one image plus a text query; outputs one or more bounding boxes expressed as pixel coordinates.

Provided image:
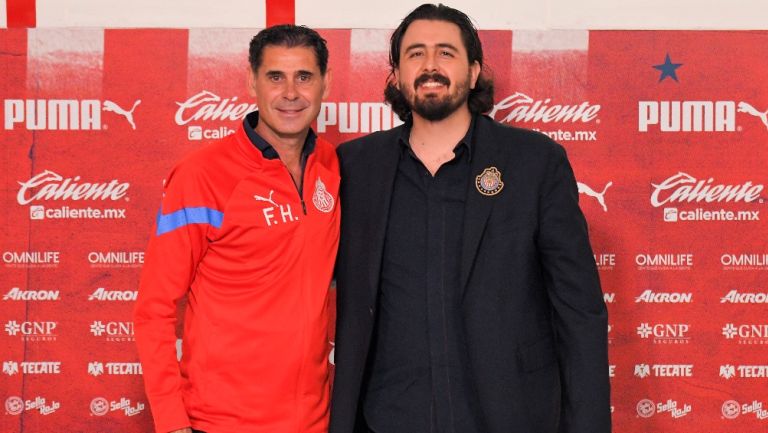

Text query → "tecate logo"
[3,288,60,301]
[638,100,736,132]
[650,172,763,207]
[4,98,141,131]
[2,361,61,375]
[720,364,768,379]
[17,170,130,205]
[489,92,600,124]
[634,364,693,378]
[88,361,142,376]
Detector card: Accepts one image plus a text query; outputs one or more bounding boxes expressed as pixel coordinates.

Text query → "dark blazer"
[330,115,611,433]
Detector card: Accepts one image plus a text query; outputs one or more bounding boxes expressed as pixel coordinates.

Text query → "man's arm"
[134,164,218,433]
[536,144,612,433]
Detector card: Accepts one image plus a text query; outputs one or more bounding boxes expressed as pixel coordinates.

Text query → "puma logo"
[254,190,297,227]
[253,190,278,207]
[737,101,768,130]
[103,100,141,130]
[577,181,612,212]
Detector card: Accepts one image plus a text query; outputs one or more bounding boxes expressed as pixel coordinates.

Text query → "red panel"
[1,29,30,433]
[266,0,295,26]
[6,0,36,28]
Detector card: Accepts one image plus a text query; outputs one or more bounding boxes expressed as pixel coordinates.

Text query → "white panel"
[549,0,768,30]
[188,28,261,56]
[28,28,104,60]
[350,29,390,55]
[512,30,589,52]
[27,28,104,92]
[296,0,548,30]
[25,0,768,30]
[36,0,266,28]
[0,0,7,29]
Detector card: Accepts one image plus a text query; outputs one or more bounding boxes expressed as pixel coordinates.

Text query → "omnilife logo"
[4,99,141,130]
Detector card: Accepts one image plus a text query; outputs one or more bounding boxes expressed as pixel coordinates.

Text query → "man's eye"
[408,51,424,58]
[440,50,454,57]
[298,74,311,82]
[269,75,282,82]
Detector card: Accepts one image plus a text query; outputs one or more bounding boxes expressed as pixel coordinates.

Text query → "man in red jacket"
[134,25,339,433]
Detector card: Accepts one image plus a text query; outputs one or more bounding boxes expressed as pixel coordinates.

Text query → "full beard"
[403,72,472,122]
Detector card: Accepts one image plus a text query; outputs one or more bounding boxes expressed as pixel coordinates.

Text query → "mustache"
[414,73,450,88]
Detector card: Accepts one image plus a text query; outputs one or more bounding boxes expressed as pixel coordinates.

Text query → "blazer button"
[368,306,375,316]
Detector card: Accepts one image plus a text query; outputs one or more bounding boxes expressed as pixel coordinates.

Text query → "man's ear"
[322,68,332,99]
[247,66,257,97]
[393,69,401,89]
[469,61,480,89]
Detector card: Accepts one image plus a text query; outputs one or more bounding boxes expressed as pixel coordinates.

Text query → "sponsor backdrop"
[2,3,768,433]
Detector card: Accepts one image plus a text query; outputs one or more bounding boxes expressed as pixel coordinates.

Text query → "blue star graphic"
[653,53,683,82]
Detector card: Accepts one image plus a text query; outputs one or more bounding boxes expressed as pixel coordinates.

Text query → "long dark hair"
[385,3,494,120]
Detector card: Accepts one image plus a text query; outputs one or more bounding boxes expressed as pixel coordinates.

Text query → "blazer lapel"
[365,137,401,303]
[460,117,508,291]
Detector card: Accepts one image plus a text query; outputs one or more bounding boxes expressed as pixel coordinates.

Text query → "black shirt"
[363,119,481,433]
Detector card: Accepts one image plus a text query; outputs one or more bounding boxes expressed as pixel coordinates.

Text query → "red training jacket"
[134,122,340,433]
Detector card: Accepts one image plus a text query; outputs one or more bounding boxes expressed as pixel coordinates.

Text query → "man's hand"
[169,429,192,433]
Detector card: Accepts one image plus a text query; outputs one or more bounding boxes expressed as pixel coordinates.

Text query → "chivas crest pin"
[312,177,335,213]
[475,167,504,196]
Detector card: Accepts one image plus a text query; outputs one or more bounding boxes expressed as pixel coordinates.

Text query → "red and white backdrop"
[2,2,768,433]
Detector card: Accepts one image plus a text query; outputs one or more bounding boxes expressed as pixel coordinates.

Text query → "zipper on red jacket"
[290,151,308,215]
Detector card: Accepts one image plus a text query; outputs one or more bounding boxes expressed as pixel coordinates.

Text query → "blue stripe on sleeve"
[155,207,224,236]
